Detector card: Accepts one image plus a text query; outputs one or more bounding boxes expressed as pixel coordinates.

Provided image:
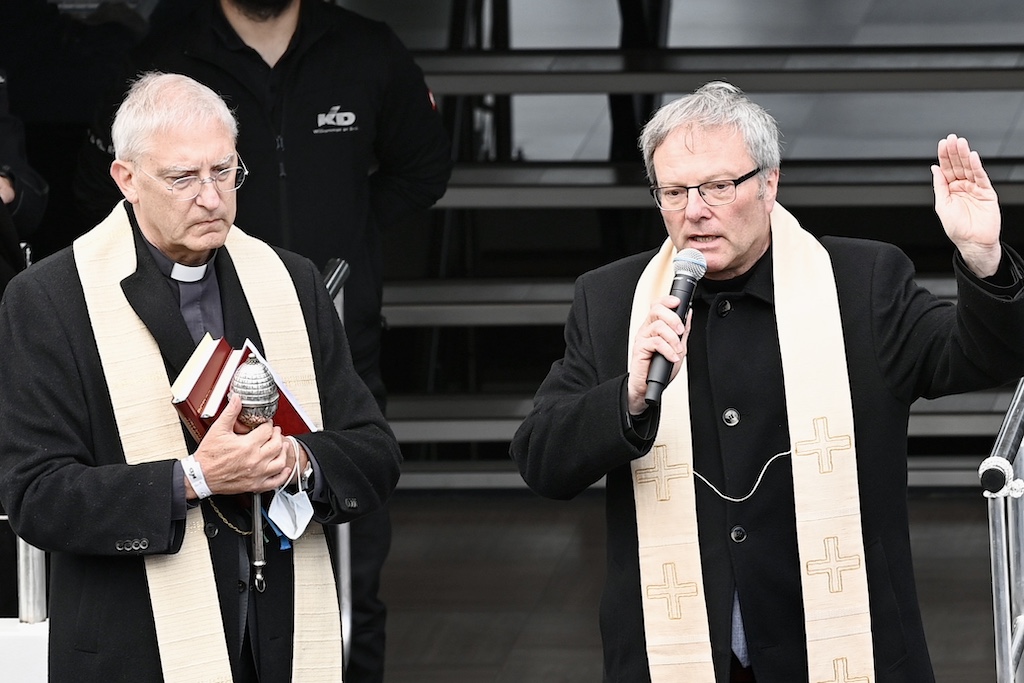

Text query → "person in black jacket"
[74,2,452,680]
[510,81,1024,682]
[0,69,48,294]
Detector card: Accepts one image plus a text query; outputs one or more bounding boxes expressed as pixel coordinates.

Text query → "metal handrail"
[0,514,46,624]
[978,377,1024,682]
[322,258,353,670]
[979,380,1024,495]
[3,243,48,626]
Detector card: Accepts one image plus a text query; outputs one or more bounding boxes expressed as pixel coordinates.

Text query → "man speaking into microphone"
[510,81,1024,683]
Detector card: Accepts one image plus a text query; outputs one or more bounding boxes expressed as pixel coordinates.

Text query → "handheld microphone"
[644,248,707,406]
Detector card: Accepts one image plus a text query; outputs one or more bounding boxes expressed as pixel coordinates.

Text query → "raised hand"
[931,134,1002,277]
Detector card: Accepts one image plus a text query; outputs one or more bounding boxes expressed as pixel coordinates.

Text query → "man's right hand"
[626,295,691,415]
[185,395,294,498]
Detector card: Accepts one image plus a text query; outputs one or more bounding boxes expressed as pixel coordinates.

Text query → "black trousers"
[731,654,756,682]
[344,505,392,683]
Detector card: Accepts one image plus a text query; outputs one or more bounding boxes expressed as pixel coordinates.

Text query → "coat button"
[717,300,733,317]
[722,408,740,426]
[205,523,219,538]
[730,526,747,543]
[238,580,247,594]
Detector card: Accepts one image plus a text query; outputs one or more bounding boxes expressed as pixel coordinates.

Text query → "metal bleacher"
[369,4,1024,488]
[435,158,1024,209]
[382,271,1019,489]
[416,45,1024,95]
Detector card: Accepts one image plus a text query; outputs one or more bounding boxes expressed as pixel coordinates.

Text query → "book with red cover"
[171,333,316,443]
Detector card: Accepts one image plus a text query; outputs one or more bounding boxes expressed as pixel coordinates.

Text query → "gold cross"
[806,536,862,593]
[794,416,852,474]
[645,562,697,620]
[818,656,871,683]
[635,445,690,501]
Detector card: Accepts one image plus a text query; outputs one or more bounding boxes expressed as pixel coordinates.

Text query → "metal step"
[418,46,1024,95]
[435,160,1024,209]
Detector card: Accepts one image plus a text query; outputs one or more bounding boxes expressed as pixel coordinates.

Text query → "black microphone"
[644,248,707,406]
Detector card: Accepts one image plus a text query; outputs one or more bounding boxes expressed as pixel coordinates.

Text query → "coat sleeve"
[367,27,452,230]
[285,255,402,523]
[850,239,1024,404]
[510,272,653,500]
[0,260,185,556]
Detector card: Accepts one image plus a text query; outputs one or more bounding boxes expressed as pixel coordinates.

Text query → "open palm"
[931,134,1001,276]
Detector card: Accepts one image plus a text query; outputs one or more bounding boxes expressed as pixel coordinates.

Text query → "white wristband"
[182,454,213,500]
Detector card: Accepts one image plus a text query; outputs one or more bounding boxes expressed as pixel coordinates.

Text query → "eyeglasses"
[650,168,761,211]
[139,157,249,201]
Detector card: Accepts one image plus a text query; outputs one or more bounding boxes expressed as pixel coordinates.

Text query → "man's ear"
[761,167,780,212]
[110,159,140,204]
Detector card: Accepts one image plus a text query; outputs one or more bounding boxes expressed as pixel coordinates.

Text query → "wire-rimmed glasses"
[139,157,249,201]
[651,168,761,211]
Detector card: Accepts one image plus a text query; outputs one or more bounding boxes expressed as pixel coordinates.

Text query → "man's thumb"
[213,394,242,430]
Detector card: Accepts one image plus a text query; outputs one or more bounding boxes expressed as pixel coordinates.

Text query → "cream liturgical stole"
[74,206,344,683]
[627,204,874,682]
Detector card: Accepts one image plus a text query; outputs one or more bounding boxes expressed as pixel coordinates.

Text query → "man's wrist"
[182,454,213,499]
[299,460,314,491]
[958,243,1002,279]
[286,436,314,491]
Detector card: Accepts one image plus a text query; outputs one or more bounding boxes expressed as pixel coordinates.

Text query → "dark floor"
[380,488,997,683]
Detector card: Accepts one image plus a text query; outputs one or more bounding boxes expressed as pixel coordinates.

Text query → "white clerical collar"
[169,262,209,283]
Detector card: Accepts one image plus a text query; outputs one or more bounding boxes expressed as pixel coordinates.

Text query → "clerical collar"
[170,262,208,282]
[139,230,218,284]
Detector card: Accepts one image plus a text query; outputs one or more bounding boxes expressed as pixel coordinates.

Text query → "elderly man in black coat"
[0,72,401,683]
[511,81,1024,683]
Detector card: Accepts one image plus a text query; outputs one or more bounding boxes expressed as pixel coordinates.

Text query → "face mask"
[268,460,314,540]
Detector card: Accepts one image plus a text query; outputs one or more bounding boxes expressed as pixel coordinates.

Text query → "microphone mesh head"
[673,248,707,280]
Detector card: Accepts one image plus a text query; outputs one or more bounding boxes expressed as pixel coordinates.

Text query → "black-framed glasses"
[140,156,249,201]
[650,168,761,211]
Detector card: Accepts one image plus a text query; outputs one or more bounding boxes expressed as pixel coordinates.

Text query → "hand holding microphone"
[641,248,707,407]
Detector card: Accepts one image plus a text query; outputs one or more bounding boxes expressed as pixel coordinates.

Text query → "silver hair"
[111,72,238,162]
[639,81,782,190]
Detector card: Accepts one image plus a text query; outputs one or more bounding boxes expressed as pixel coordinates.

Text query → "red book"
[171,333,316,442]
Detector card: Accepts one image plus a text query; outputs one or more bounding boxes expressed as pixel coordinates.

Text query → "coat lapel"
[215,246,262,354]
[120,228,195,376]
[119,224,264,379]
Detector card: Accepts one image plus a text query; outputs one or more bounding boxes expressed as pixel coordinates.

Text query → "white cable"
[693,450,792,503]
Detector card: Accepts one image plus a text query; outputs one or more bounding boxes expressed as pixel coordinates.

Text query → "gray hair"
[111,72,238,162]
[639,81,782,188]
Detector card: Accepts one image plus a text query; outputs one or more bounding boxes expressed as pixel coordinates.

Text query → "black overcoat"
[511,235,1024,683]
[0,210,402,682]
